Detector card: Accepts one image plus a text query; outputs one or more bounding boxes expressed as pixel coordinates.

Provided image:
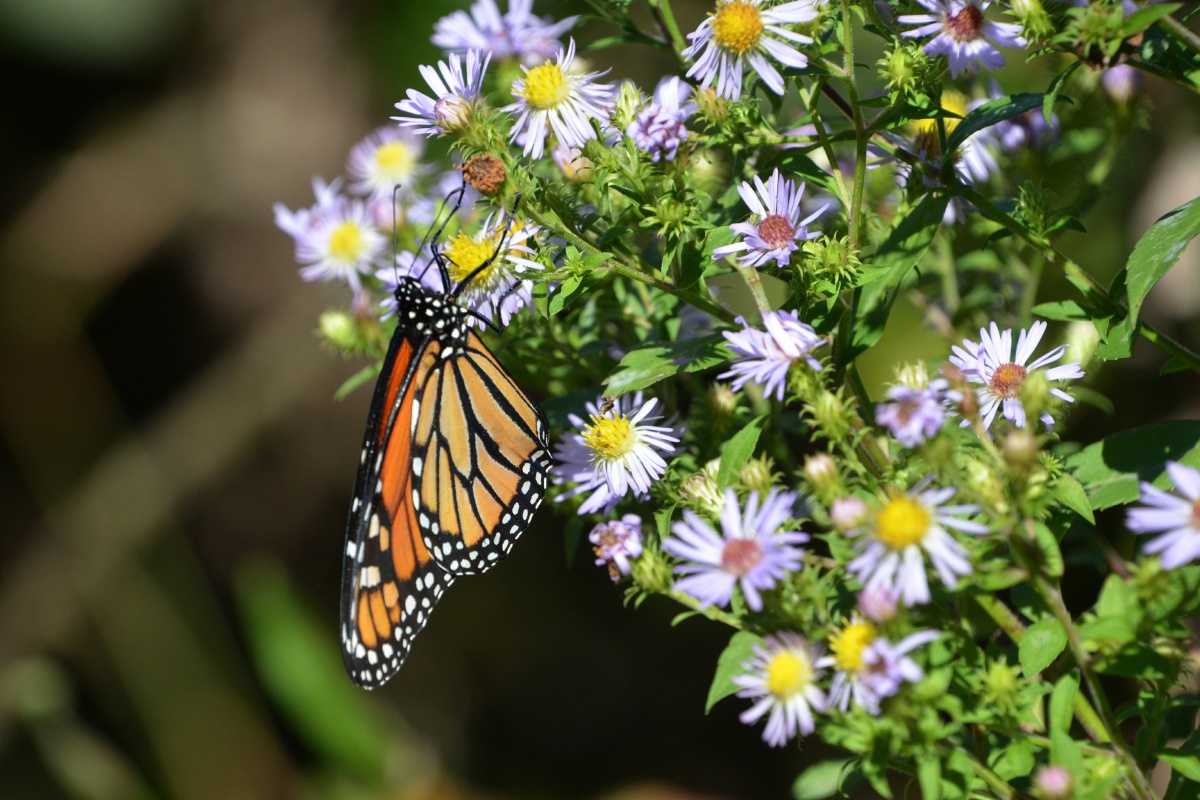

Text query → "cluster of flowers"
[274,0,1194,781]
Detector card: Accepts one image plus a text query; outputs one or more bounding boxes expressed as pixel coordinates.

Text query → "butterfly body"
[340,276,550,689]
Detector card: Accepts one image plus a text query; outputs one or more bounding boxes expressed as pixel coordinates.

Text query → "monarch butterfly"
[340,193,551,688]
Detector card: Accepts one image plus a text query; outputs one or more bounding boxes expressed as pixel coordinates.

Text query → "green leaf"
[1124,3,1183,37]
[548,274,584,316]
[1050,729,1085,777]
[990,739,1036,781]
[1100,195,1200,361]
[1031,300,1090,321]
[1095,645,1171,678]
[1033,522,1066,578]
[1066,421,1200,510]
[1049,674,1079,734]
[604,334,730,396]
[946,93,1046,153]
[1053,473,1095,523]
[793,759,855,800]
[1095,574,1136,619]
[1020,618,1067,678]
[1077,616,1137,648]
[1160,750,1200,784]
[234,559,389,780]
[1043,61,1082,124]
[706,631,762,712]
[847,193,948,359]
[759,149,841,197]
[717,416,765,488]
[334,362,382,401]
[917,753,942,800]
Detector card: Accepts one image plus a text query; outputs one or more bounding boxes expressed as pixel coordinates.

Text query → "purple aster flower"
[589,514,644,580]
[273,178,387,297]
[875,378,958,447]
[627,76,698,163]
[857,630,940,704]
[847,485,988,606]
[503,38,616,161]
[712,169,826,268]
[432,0,577,66]
[733,633,827,746]
[719,309,824,401]
[1103,64,1140,103]
[393,49,491,138]
[684,0,821,101]
[898,0,1026,78]
[949,320,1084,431]
[553,392,680,515]
[856,585,899,623]
[663,488,808,611]
[1127,461,1200,569]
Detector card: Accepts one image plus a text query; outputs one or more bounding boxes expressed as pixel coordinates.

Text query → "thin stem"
[964,752,1016,800]
[667,589,742,628]
[838,0,867,247]
[647,0,688,58]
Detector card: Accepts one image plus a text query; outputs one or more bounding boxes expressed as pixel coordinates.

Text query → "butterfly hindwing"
[411,331,551,576]
[340,333,454,689]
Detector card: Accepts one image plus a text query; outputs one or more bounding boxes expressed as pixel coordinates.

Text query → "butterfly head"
[392,276,470,342]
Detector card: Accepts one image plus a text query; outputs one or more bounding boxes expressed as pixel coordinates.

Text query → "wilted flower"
[590,514,644,580]
[627,76,698,163]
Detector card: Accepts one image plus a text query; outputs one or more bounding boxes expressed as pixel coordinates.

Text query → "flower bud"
[1063,320,1100,372]
[1033,765,1073,800]
[611,80,645,131]
[857,585,899,623]
[1002,429,1040,470]
[319,310,362,355]
[879,45,923,97]
[895,361,931,390]
[966,460,1008,515]
[1102,64,1140,104]
[830,496,868,532]
[802,453,843,505]
[981,658,1022,711]
[695,87,729,125]
[739,455,778,497]
[812,390,850,442]
[679,460,724,516]
[434,94,473,133]
[630,545,674,593]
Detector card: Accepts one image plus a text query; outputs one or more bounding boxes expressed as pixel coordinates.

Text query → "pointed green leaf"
[1020,618,1067,678]
[947,93,1046,153]
[717,416,765,488]
[706,631,762,712]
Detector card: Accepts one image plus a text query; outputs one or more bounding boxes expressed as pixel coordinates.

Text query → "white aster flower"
[684,0,820,100]
[712,168,826,268]
[553,392,680,515]
[504,38,616,160]
[393,49,491,137]
[898,0,1026,78]
[733,633,827,746]
[949,320,1084,431]
[1127,462,1200,569]
[847,485,988,606]
[440,213,543,327]
[433,0,577,66]
[345,126,430,201]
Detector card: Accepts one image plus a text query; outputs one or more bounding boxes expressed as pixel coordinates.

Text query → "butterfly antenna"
[453,192,524,298]
[422,177,469,289]
[390,184,404,283]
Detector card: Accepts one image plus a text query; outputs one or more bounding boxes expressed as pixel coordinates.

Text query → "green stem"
[647,0,687,57]
[964,752,1015,800]
[838,0,867,247]
[666,589,742,628]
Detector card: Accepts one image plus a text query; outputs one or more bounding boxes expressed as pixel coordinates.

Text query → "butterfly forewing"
[411,331,551,575]
[339,279,549,689]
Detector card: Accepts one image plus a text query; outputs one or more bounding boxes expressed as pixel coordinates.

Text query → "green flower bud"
[812,390,850,442]
[981,658,1023,711]
[966,459,1008,515]
[630,545,674,593]
[695,87,729,125]
[739,455,778,497]
[679,460,725,516]
[1064,320,1100,372]
[319,310,363,355]
[879,44,928,99]
[895,361,932,390]
[611,81,644,131]
[802,453,843,504]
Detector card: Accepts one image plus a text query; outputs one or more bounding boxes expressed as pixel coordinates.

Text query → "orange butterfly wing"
[340,292,550,688]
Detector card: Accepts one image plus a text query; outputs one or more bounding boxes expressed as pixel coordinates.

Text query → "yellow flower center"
[875,495,931,549]
[443,231,504,285]
[328,221,364,262]
[909,91,970,156]
[712,0,765,55]
[583,414,638,463]
[829,617,876,672]
[766,650,812,698]
[374,141,416,180]
[520,62,570,110]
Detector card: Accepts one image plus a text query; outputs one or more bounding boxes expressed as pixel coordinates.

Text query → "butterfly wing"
[411,330,551,575]
[340,332,453,689]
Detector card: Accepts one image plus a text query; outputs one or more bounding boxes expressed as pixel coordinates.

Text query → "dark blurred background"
[1,0,1198,798]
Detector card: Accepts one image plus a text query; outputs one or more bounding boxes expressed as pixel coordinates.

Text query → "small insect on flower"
[847,485,988,606]
[1127,461,1200,569]
[589,514,644,580]
[733,633,827,746]
[949,320,1084,432]
[712,169,826,269]
[553,392,680,515]
[663,488,808,611]
[720,309,824,401]
[684,0,822,100]
[274,178,388,297]
[898,0,1025,78]
[504,38,616,160]
[393,49,491,138]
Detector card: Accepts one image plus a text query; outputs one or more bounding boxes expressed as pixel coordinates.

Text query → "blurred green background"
[0,0,1198,798]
